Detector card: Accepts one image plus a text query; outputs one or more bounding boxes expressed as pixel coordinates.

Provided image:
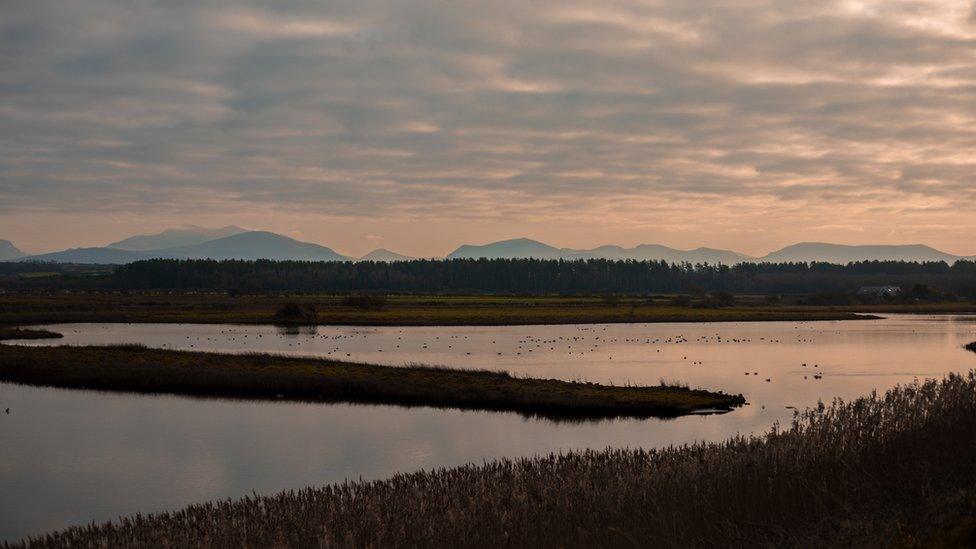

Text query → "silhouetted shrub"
[274,302,317,320]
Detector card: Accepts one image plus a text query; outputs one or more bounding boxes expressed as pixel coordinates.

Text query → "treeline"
[101,258,976,296]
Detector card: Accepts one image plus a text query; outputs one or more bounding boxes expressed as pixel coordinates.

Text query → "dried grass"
[10,372,976,547]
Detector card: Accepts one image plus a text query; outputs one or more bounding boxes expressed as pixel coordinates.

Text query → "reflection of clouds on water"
[4,314,976,541]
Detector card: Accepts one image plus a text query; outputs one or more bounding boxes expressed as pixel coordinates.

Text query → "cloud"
[1,0,975,255]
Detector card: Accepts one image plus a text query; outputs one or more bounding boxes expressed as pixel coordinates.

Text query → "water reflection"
[2,314,975,541]
[275,324,319,336]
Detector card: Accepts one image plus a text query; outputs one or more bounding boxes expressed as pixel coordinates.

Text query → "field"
[0,293,888,327]
[0,344,743,419]
[10,371,976,547]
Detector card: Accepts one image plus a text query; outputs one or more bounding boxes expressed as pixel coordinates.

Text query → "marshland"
[0,291,877,327]
[8,0,976,543]
[2,312,976,543]
[11,372,976,547]
[0,344,744,419]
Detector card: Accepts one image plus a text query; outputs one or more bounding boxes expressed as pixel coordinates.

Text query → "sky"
[2,0,975,257]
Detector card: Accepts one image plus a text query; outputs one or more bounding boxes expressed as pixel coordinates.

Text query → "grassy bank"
[0,345,743,419]
[0,293,879,327]
[11,372,976,547]
[0,328,62,341]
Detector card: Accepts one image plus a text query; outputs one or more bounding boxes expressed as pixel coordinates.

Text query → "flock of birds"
[4,324,833,416]
[111,324,839,392]
[8,318,976,418]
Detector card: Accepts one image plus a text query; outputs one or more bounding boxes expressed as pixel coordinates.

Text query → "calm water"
[2,315,976,541]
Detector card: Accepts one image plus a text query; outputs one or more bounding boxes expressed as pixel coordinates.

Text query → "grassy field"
[0,293,890,327]
[0,328,63,341]
[0,344,743,419]
[11,372,976,547]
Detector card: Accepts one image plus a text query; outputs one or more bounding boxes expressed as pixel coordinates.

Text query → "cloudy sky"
[2,0,975,257]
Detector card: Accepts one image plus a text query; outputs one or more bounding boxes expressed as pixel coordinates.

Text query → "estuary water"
[2,314,975,541]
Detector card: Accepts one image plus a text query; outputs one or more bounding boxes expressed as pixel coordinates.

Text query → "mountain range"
[447,238,975,264]
[2,228,974,265]
[447,238,754,264]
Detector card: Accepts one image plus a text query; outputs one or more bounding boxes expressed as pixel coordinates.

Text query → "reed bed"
[10,372,976,548]
[0,345,742,419]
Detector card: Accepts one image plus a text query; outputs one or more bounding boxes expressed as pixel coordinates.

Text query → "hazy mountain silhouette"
[359,249,415,262]
[158,231,350,261]
[582,244,753,264]
[108,225,246,251]
[760,243,966,264]
[448,238,568,259]
[448,238,753,263]
[18,231,349,264]
[18,247,171,264]
[14,229,975,265]
[0,240,26,261]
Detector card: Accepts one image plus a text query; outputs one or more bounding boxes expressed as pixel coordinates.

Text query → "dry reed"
[9,372,976,547]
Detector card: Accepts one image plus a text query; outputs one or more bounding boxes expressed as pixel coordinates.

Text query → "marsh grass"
[0,293,875,327]
[0,345,742,419]
[9,372,976,547]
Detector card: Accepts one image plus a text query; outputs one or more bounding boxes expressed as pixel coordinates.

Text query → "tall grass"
[11,372,976,547]
[0,345,742,419]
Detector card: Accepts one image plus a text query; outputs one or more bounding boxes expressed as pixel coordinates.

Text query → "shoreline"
[13,373,976,547]
[0,328,63,341]
[0,344,745,420]
[0,312,878,328]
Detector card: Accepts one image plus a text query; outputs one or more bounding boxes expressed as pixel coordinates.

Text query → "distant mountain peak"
[448,238,564,259]
[762,242,963,264]
[0,239,27,261]
[157,230,351,262]
[360,248,415,262]
[108,225,248,251]
[17,230,351,264]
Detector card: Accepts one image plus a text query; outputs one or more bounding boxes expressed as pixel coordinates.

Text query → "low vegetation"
[0,327,62,341]
[967,341,976,354]
[0,293,878,327]
[0,345,743,419]
[11,372,976,547]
